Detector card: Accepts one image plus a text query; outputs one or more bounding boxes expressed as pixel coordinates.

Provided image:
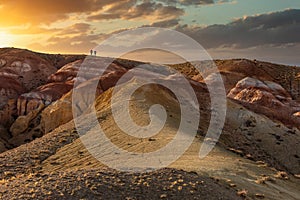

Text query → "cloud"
[0,0,186,26]
[59,23,93,35]
[0,0,227,27]
[87,1,184,22]
[0,0,116,26]
[155,0,235,6]
[155,0,214,5]
[8,26,60,35]
[8,23,93,35]
[6,1,298,65]
[93,9,300,51]
[149,19,181,28]
[80,9,300,65]
[26,23,102,53]
[175,9,300,49]
[28,33,105,53]
[177,0,214,5]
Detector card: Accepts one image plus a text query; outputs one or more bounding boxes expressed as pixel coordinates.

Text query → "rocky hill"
[0,48,299,199]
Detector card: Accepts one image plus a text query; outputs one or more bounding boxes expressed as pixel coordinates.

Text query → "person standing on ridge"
[94,50,97,56]
[90,49,93,56]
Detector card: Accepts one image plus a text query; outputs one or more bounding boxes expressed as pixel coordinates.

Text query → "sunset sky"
[0,0,300,65]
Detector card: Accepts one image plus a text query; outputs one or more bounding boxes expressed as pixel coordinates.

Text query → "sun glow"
[0,32,14,48]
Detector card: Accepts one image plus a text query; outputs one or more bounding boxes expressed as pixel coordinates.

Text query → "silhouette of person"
[94,50,97,56]
[90,49,93,56]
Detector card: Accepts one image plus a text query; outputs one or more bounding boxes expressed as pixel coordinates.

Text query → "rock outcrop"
[0,48,59,150]
[228,77,300,128]
[0,48,57,127]
[8,103,45,147]
[10,103,44,137]
[17,82,74,116]
[0,48,57,91]
[10,57,130,141]
[41,63,128,134]
[41,93,73,134]
[47,59,83,83]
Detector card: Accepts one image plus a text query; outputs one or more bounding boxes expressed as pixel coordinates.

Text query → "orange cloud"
[0,0,185,27]
[0,0,117,26]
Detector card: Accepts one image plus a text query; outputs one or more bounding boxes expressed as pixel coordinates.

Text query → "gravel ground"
[0,168,242,200]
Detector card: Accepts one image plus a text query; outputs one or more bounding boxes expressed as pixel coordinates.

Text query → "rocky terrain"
[0,48,299,199]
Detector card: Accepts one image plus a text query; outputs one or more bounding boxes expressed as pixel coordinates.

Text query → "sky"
[0,0,300,65]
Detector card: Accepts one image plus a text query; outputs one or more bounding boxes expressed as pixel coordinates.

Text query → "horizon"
[0,0,300,65]
[1,46,299,67]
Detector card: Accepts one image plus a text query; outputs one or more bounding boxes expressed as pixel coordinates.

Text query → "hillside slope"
[0,48,299,199]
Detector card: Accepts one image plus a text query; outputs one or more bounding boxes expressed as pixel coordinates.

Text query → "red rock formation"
[10,57,130,142]
[0,48,57,91]
[48,57,129,84]
[0,48,85,149]
[0,77,25,126]
[48,60,83,83]
[0,48,56,129]
[17,82,74,116]
[25,58,128,114]
[228,77,300,128]
[0,50,133,151]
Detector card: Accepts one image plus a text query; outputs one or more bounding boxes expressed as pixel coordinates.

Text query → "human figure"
[90,49,93,56]
[94,50,97,56]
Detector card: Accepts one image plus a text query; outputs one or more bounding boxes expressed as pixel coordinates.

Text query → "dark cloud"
[102,9,300,51]
[156,0,214,5]
[42,9,300,55]
[88,1,184,21]
[155,0,233,6]
[178,0,214,5]
[83,9,300,65]
[150,19,180,28]
[175,9,300,49]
